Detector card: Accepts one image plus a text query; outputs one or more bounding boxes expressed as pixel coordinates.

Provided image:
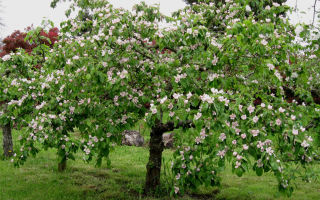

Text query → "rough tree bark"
[58,158,67,172]
[145,125,165,194]
[144,120,193,194]
[2,122,13,157]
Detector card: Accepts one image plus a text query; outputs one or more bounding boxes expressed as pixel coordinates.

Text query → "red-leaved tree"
[0,27,59,57]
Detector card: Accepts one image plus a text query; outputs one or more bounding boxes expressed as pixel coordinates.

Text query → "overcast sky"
[0,0,318,38]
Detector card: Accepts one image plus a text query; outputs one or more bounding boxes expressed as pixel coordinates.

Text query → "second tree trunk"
[2,123,13,157]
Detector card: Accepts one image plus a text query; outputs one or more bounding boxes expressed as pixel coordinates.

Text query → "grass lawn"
[0,130,320,200]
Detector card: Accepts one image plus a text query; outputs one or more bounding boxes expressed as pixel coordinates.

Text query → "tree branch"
[154,120,194,134]
[312,0,318,26]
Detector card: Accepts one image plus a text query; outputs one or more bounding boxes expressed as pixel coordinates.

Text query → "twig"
[312,0,318,26]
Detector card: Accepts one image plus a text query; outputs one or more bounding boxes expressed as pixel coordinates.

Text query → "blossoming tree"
[0,26,58,157]
[5,0,320,196]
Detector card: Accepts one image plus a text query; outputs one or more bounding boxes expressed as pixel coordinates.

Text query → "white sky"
[0,0,318,38]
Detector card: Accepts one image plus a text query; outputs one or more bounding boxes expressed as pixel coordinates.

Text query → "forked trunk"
[144,120,191,194]
[2,123,13,157]
[145,126,164,194]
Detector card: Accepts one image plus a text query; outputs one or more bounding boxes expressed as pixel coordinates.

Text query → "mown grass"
[0,130,320,200]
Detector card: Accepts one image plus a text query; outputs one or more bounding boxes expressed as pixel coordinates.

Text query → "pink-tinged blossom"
[118,69,128,79]
[151,106,157,114]
[232,121,239,128]
[279,107,285,113]
[200,94,214,104]
[252,116,259,123]
[301,140,310,148]
[261,39,268,46]
[261,103,265,108]
[274,71,282,80]
[245,5,251,12]
[292,129,299,136]
[176,173,181,180]
[235,128,241,135]
[268,105,273,110]
[241,133,246,139]
[48,114,56,119]
[195,137,201,144]
[291,115,296,120]
[250,129,259,137]
[241,115,247,120]
[174,73,187,83]
[159,96,167,104]
[267,63,275,70]
[174,186,179,194]
[217,150,226,158]
[235,161,241,168]
[230,114,236,120]
[173,93,182,99]
[212,55,218,65]
[2,54,11,61]
[194,112,202,120]
[232,140,237,145]
[187,92,192,99]
[276,119,282,126]
[243,144,249,150]
[69,106,75,114]
[211,88,224,94]
[224,99,230,106]
[239,104,243,112]
[247,105,255,114]
[266,147,274,155]
[197,129,206,139]
[219,133,226,141]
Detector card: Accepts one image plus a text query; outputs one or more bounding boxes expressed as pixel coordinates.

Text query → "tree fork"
[145,120,194,193]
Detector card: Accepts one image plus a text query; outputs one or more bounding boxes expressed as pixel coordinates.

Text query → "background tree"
[0,26,58,158]
[0,27,58,57]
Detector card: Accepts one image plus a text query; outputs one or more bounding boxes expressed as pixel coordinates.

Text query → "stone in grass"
[162,133,174,149]
[122,130,144,147]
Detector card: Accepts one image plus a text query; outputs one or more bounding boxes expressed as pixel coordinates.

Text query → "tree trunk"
[145,126,164,194]
[58,159,67,172]
[2,123,13,157]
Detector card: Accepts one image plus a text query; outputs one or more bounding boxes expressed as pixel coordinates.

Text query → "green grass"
[0,130,320,200]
